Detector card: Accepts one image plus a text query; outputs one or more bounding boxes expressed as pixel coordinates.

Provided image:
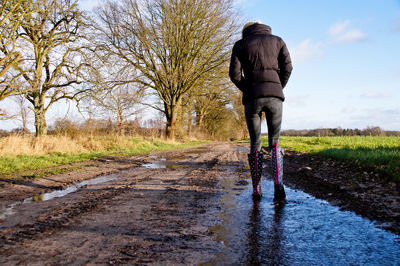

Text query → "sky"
[237,0,400,130]
[1,0,399,131]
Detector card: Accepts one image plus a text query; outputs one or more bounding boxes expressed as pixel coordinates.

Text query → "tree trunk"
[118,115,124,136]
[33,95,47,136]
[118,121,124,135]
[16,95,29,134]
[195,109,205,129]
[165,105,177,140]
[187,102,192,137]
[198,114,204,129]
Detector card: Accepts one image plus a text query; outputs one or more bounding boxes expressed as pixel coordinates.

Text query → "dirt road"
[0,143,249,264]
[0,142,399,265]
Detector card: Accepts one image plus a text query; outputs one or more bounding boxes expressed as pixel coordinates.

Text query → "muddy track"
[0,143,247,264]
[0,142,399,265]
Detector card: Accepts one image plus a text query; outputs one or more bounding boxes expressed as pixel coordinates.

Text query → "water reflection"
[269,203,285,264]
[142,158,186,169]
[246,200,262,264]
[246,200,286,265]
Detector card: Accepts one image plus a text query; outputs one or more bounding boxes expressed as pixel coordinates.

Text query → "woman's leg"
[245,99,264,198]
[245,99,263,153]
[263,97,282,149]
[263,97,286,202]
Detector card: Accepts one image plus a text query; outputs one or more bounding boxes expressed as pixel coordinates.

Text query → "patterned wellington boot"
[248,150,263,199]
[272,143,286,202]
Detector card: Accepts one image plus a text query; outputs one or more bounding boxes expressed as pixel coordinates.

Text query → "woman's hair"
[242,20,262,33]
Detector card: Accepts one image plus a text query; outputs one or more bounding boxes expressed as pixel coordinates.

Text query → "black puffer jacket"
[229,23,293,105]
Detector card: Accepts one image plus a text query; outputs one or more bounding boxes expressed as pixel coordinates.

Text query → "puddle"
[142,158,186,169]
[0,174,118,220]
[234,146,250,151]
[203,177,400,265]
[24,174,118,203]
[0,202,18,220]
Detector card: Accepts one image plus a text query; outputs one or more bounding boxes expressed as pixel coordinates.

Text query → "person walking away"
[229,21,292,201]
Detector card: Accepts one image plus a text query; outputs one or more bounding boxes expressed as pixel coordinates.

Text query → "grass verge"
[0,136,208,179]
[240,136,400,182]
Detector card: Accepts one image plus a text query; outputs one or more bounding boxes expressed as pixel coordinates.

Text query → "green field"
[261,136,400,182]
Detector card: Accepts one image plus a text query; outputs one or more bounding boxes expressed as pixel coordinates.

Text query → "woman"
[229,21,293,201]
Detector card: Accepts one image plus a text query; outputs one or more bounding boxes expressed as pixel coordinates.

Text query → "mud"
[0,142,399,264]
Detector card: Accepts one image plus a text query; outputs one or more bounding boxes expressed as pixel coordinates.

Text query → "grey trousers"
[245,97,283,153]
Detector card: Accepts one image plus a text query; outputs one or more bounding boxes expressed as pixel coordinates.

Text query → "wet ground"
[204,176,399,265]
[0,143,399,264]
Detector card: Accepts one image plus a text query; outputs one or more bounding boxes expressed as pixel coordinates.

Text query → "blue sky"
[1,0,399,131]
[238,0,400,130]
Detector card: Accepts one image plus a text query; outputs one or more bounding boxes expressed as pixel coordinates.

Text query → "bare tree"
[5,0,93,136]
[92,84,144,135]
[0,0,31,119]
[95,0,239,140]
[187,66,231,128]
[82,82,145,135]
[77,53,145,135]
[185,69,249,140]
[0,94,31,130]
[14,94,30,133]
[178,92,195,137]
[231,90,248,139]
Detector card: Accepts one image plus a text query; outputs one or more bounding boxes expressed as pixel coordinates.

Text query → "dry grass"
[0,134,164,156]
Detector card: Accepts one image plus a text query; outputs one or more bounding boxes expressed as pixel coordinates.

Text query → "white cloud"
[79,0,101,11]
[360,91,392,99]
[335,29,366,43]
[289,39,323,64]
[329,20,366,43]
[329,20,350,36]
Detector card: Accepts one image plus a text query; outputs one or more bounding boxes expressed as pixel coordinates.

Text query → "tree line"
[280,127,400,137]
[0,0,248,140]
